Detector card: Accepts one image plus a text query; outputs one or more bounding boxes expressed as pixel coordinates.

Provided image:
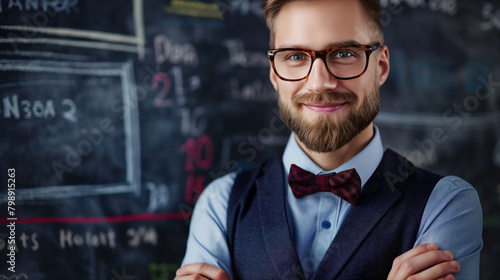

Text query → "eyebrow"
[277,40,363,50]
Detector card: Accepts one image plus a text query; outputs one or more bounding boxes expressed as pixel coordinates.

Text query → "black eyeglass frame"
[267,42,381,81]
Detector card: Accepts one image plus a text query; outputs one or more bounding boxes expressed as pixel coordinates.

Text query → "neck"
[296,123,375,171]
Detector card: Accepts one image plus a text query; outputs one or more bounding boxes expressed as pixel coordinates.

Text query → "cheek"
[277,80,303,99]
[350,74,377,101]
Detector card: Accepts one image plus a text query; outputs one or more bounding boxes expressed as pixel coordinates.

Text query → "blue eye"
[288,53,308,60]
[336,51,353,58]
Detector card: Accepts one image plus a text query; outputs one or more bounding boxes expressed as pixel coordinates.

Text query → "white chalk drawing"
[0,59,141,201]
[0,0,146,59]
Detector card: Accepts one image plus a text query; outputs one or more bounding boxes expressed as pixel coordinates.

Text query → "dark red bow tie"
[288,164,361,205]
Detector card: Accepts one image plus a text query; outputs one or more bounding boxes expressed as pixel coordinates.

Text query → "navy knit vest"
[227,149,442,280]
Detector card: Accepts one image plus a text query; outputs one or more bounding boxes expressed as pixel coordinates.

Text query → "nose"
[305,58,339,93]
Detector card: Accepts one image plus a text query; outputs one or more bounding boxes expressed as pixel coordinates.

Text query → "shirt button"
[322,221,331,229]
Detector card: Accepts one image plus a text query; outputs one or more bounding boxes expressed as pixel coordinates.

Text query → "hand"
[388,243,460,280]
[176,262,231,280]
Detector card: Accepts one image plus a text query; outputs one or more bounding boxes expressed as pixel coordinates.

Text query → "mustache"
[291,90,358,105]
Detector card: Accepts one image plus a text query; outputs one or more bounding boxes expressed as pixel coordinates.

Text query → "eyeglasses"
[267,43,381,81]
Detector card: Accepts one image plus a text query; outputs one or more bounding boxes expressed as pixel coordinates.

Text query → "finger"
[388,243,437,279]
[412,261,460,280]
[177,263,230,280]
[391,250,455,280]
[176,275,209,280]
[436,274,455,280]
[395,243,438,265]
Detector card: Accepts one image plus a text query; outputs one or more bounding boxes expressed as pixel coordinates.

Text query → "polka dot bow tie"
[288,164,362,205]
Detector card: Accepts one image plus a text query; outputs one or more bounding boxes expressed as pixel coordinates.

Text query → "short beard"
[278,83,380,153]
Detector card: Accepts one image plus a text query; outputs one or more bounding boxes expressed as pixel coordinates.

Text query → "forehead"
[273,0,372,49]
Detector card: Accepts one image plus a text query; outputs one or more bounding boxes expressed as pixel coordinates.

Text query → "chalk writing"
[154,35,198,66]
[227,0,262,16]
[126,226,157,247]
[181,135,213,172]
[0,94,78,121]
[224,39,268,67]
[58,226,158,249]
[146,182,170,212]
[60,228,116,249]
[152,72,173,107]
[0,1,145,58]
[482,2,500,31]
[379,0,457,16]
[170,66,188,106]
[181,135,214,203]
[0,0,78,13]
[0,232,39,252]
[181,107,207,137]
[61,98,77,122]
[152,67,199,108]
[388,74,498,167]
[184,174,205,204]
[230,78,277,102]
[390,51,493,92]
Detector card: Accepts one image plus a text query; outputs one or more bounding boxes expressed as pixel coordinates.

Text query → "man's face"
[270,0,389,153]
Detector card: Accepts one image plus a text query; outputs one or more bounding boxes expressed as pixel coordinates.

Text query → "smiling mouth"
[302,102,348,113]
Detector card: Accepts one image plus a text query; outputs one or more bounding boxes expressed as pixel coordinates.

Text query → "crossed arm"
[178,175,481,280]
[176,243,460,280]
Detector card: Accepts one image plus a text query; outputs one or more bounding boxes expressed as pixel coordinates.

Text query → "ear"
[377,45,390,87]
[269,62,279,91]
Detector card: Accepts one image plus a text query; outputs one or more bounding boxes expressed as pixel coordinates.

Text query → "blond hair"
[261,0,384,48]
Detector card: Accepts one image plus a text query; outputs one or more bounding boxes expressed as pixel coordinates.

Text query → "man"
[177,0,483,279]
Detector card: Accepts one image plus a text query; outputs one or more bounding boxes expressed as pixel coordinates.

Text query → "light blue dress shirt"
[182,128,483,280]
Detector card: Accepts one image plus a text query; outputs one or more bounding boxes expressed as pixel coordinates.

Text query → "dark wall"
[0,0,498,279]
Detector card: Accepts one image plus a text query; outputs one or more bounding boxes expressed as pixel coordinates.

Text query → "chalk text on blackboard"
[151,67,199,108]
[230,78,277,102]
[146,183,170,212]
[482,2,500,31]
[225,40,268,68]
[181,107,206,137]
[227,0,262,16]
[127,226,157,247]
[154,35,198,66]
[181,135,214,203]
[379,0,457,16]
[60,229,116,249]
[0,0,79,13]
[1,94,78,122]
[0,232,39,252]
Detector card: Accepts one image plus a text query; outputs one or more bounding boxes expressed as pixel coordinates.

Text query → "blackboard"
[0,0,498,279]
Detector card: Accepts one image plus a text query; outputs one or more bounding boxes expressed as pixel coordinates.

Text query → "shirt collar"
[282,126,384,188]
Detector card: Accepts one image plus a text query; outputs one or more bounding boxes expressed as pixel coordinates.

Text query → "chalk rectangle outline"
[0,59,141,201]
[0,0,145,59]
